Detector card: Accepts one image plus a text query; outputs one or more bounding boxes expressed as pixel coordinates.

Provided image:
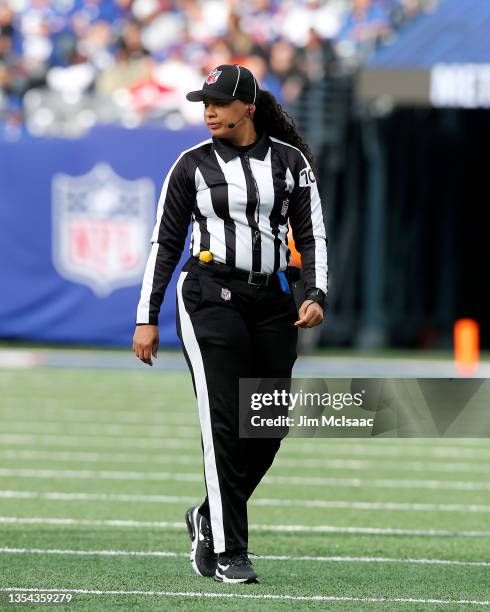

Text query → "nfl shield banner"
[52,163,154,297]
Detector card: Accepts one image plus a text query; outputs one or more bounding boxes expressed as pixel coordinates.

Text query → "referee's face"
[203,97,249,136]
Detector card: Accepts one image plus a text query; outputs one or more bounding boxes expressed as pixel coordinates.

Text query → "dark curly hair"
[253,90,318,180]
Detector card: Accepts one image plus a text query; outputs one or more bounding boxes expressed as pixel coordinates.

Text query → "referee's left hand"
[294,300,324,328]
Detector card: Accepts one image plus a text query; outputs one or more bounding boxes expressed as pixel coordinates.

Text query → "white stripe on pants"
[176,270,225,553]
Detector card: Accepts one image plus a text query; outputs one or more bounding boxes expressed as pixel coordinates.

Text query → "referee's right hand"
[132,325,159,366]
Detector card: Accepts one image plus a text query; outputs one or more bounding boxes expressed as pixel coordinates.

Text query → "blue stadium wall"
[0,125,209,347]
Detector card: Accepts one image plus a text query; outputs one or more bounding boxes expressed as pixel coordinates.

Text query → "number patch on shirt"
[299,168,316,187]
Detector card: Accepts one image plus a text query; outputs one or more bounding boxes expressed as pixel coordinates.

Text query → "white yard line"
[2,409,490,447]
[0,547,489,567]
[1,449,489,474]
[0,423,198,437]
[0,516,488,537]
[0,434,197,450]
[1,467,489,491]
[0,449,199,465]
[1,489,489,513]
[0,468,202,482]
[0,408,196,425]
[0,587,488,605]
[1,420,489,449]
[286,443,490,459]
[1,425,490,454]
[0,433,489,459]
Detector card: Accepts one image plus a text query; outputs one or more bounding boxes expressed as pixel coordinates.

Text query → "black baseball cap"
[186,64,259,104]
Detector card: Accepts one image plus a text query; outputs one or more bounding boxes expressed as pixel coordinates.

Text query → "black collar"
[212,131,270,163]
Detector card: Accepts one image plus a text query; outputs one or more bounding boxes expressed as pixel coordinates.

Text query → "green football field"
[0,368,489,610]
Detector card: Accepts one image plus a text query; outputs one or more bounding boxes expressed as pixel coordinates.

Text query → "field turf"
[0,368,489,610]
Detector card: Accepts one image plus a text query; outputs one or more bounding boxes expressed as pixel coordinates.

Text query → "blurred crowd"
[0,0,434,135]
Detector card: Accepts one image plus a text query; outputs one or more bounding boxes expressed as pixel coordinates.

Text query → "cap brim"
[186,89,236,102]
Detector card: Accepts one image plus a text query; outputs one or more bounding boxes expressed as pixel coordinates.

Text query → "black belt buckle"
[248,270,269,286]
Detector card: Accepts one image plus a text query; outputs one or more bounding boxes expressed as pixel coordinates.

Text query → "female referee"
[133,64,328,584]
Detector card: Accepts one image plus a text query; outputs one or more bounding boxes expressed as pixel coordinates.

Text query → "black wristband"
[304,288,326,309]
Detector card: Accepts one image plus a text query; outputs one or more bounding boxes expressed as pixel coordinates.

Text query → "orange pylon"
[454,319,479,375]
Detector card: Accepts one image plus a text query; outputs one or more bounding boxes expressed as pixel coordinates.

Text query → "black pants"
[175,256,298,553]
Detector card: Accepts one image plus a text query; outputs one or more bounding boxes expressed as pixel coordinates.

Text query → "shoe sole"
[185,506,215,578]
[214,569,259,584]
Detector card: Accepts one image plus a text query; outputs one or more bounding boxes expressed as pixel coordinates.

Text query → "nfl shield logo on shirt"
[52,163,154,297]
[206,68,222,84]
[221,287,231,301]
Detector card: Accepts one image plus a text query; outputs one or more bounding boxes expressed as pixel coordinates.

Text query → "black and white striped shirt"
[136,130,328,325]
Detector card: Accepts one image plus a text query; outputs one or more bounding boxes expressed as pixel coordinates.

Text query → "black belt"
[196,257,271,286]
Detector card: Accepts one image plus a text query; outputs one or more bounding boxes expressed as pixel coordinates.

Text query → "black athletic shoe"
[214,550,259,584]
[185,506,218,577]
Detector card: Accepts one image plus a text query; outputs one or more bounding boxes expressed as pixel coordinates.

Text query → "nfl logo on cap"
[221,287,231,301]
[206,68,222,84]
